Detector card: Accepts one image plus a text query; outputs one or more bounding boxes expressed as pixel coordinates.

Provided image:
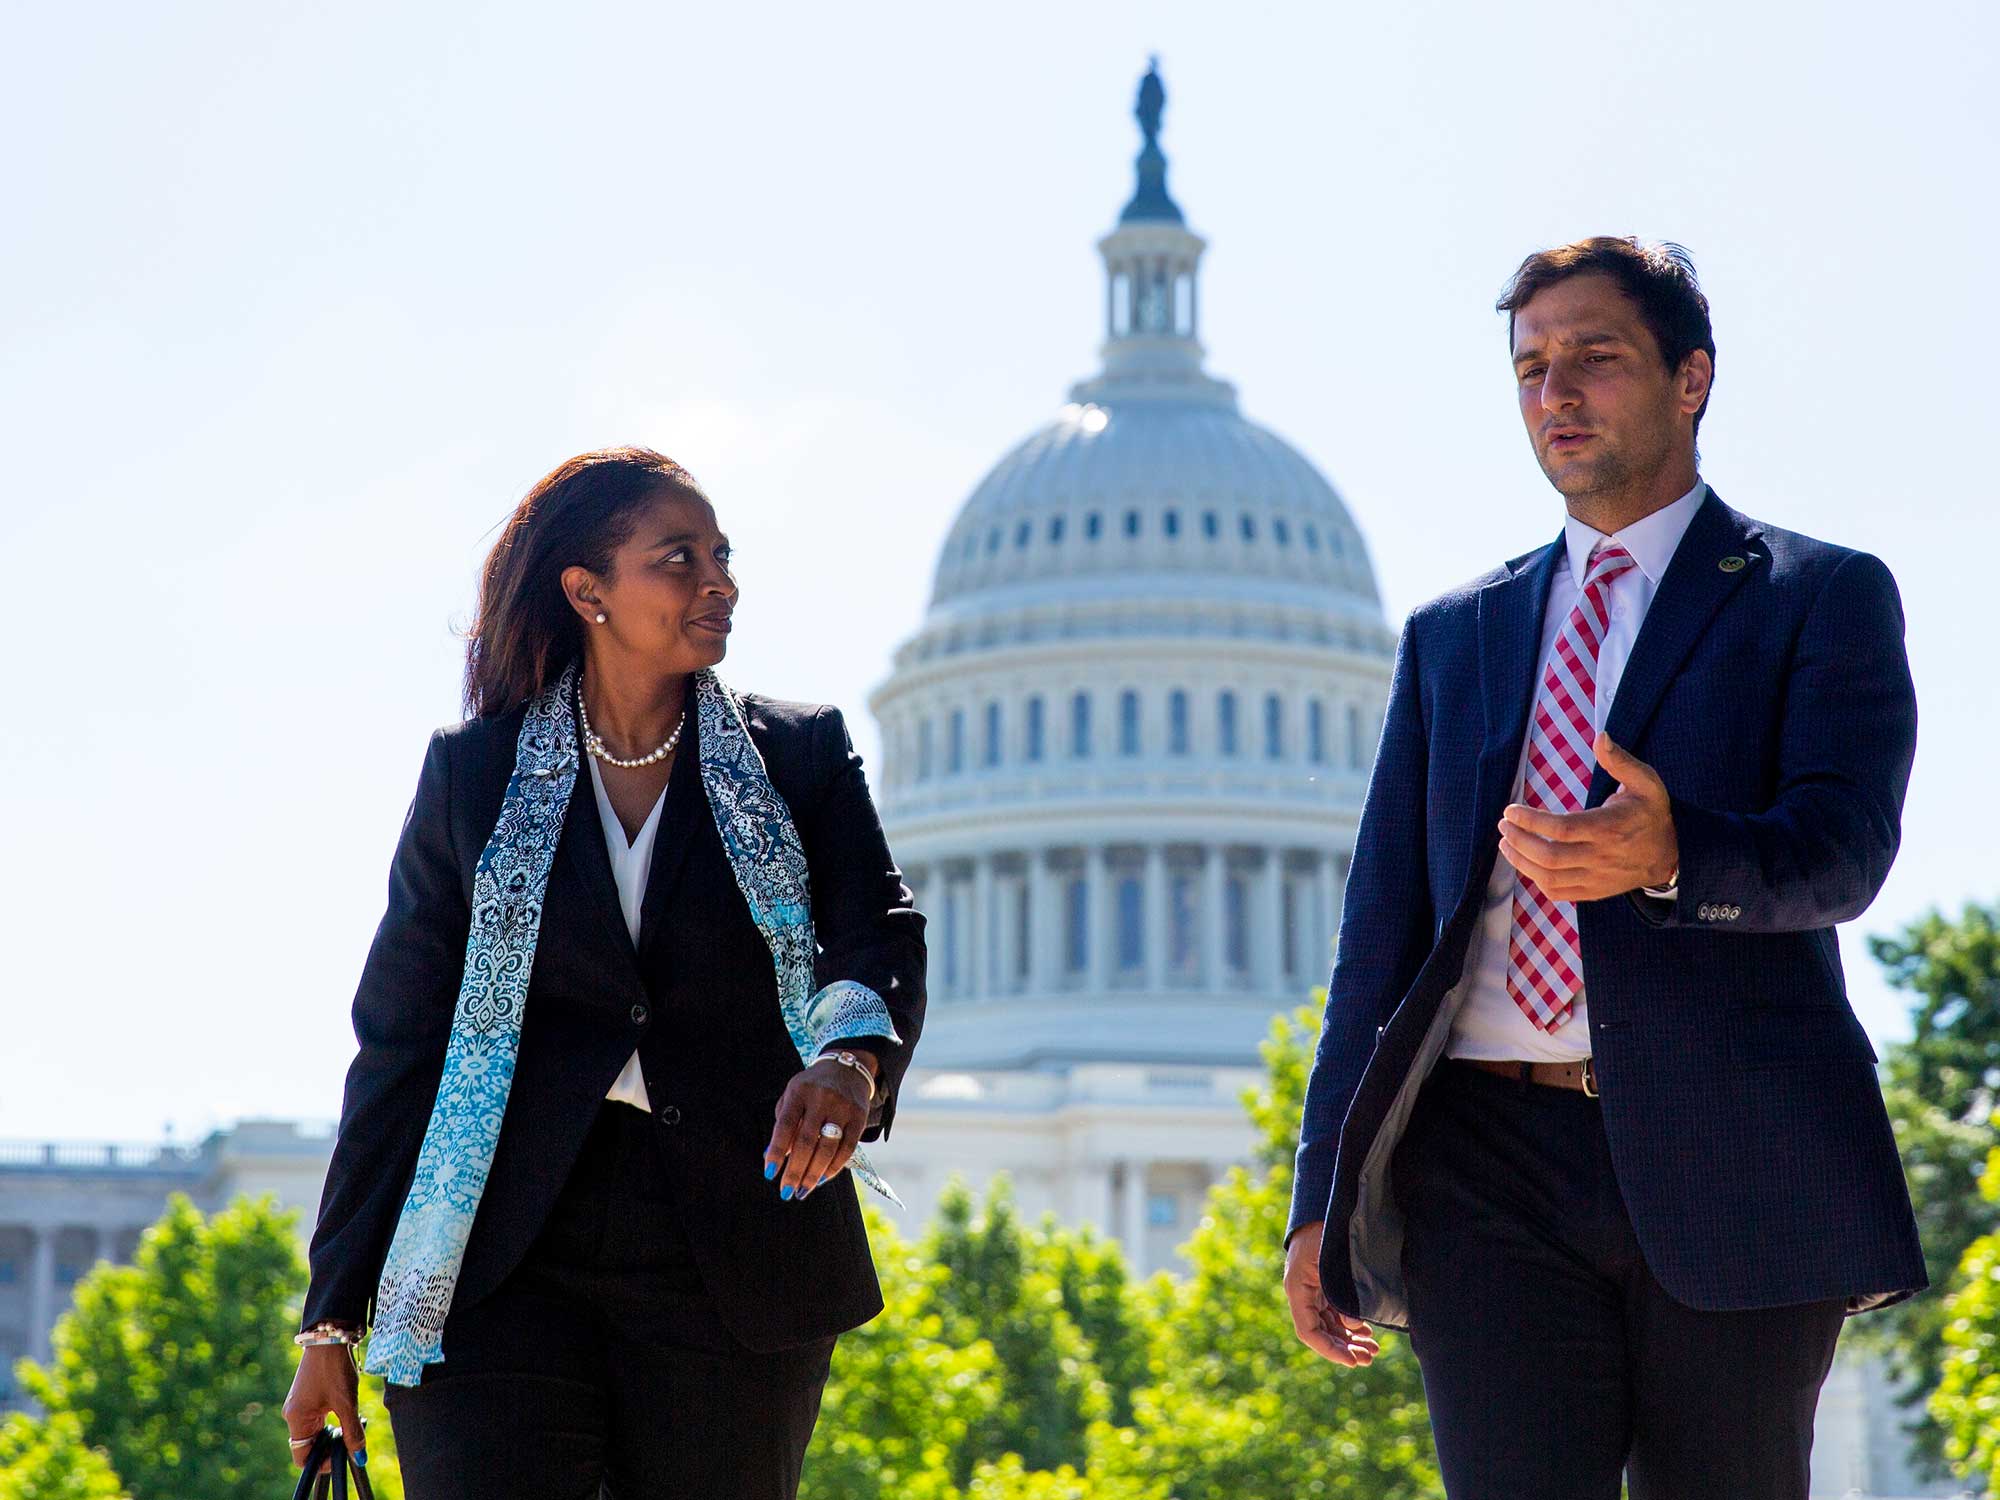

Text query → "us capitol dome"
[866,63,1395,1269]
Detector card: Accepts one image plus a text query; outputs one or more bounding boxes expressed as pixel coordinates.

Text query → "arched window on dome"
[1049,515,1065,544]
[1305,523,1321,551]
[1240,514,1257,542]
[1331,529,1346,558]
[948,708,966,774]
[1217,690,1239,755]
[1119,690,1142,756]
[986,529,1000,555]
[1307,699,1326,763]
[1168,690,1190,755]
[1123,509,1141,538]
[1274,518,1291,547]
[1347,703,1366,770]
[1163,509,1180,538]
[1071,692,1093,758]
[1086,512,1103,541]
[963,534,978,561]
[917,718,934,781]
[984,701,1002,767]
[1264,693,1284,760]
[1014,521,1031,549]
[1116,876,1144,972]
[1025,695,1045,762]
[1203,510,1220,539]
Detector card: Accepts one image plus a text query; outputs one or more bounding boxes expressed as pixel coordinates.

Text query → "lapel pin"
[1718,555,1747,573]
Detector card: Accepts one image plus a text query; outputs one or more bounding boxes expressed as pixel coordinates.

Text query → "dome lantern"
[1076,60,1235,410]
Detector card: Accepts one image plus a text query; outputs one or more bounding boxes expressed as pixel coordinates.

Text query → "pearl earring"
[594,612,607,624]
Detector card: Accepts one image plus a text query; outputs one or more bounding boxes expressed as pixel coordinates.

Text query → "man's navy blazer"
[1291,489,1925,1324]
[303,690,927,1353]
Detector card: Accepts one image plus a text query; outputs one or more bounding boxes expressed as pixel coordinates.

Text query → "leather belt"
[1458,1057,1599,1098]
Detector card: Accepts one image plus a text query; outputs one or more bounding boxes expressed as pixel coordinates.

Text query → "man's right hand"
[281,1343,365,1471]
[1283,1221,1380,1367]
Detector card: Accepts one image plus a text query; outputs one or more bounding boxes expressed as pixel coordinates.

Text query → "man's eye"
[1587,354,1615,364]
[1519,367,1546,382]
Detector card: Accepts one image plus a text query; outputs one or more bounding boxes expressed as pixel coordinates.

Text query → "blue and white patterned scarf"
[365,664,899,1386]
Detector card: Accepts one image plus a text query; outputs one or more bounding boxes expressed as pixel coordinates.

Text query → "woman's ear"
[559,564,606,625]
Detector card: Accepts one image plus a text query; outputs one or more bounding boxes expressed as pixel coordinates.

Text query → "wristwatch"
[816,1048,877,1102]
[1641,865,1680,901]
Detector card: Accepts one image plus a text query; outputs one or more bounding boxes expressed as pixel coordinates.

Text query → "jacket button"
[1697,903,1712,921]
[631,1003,649,1025]
[657,1104,681,1126]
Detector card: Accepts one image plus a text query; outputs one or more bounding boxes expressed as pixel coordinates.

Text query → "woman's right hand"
[281,1343,366,1471]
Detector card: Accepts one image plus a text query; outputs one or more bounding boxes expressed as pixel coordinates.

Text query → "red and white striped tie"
[1505,541,1637,1031]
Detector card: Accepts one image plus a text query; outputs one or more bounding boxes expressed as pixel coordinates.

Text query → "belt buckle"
[1580,1056,1599,1099]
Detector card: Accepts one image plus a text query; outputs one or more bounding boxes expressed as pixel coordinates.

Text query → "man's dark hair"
[1497,237,1716,440]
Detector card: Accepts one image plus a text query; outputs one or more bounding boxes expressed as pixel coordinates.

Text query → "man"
[1282,237,1923,1499]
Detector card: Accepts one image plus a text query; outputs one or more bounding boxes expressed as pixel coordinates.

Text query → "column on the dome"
[1309,853,1333,985]
[1121,1158,1150,1273]
[1201,843,1227,990]
[1030,849,1061,994]
[1143,844,1168,990]
[1072,1158,1114,1235]
[972,854,995,1000]
[1087,845,1113,990]
[1258,847,1287,993]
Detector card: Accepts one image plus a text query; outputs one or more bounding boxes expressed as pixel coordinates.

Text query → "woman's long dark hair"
[463,447,705,718]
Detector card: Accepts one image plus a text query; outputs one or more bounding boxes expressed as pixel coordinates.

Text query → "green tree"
[1866,900,2000,1469]
[0,1412,126,1499]
[811,1208,1005,1500]
[18,1194,403,1500]
[1928,1144,2000,1496]
[923,1181,1114,1475]
[1091,1003,1442,1500]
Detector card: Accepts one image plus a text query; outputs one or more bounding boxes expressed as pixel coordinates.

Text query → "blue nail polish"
[763,1160,777,1180]
[780,1184,794,1200]
[353,1451,368,1470]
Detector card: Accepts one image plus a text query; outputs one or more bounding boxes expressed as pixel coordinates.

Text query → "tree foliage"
[0,1412,126,1500]
[1928,1144,2000,1497]
[1865,900,2000,1472]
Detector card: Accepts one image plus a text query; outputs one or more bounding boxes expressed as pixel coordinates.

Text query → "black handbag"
[289,1427,376,1500]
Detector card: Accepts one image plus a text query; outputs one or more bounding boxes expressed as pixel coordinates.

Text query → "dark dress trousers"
[1290,492,1924,1495]
[303,690,925,1495]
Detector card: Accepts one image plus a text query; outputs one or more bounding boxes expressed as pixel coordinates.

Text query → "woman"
[282,447,926,1498]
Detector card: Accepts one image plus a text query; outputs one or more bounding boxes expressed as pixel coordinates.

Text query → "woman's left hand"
[764,1055,874,1200]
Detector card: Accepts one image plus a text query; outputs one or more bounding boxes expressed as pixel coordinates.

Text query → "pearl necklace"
[576,685,686,769]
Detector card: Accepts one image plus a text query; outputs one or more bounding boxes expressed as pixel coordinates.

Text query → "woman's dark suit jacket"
[302,690,927,1354]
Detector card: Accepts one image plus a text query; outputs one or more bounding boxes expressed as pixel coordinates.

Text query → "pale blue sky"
[2,1,1993,1141]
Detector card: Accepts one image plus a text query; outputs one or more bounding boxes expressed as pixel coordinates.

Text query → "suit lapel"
[637,699,707,958]
[1589,490,1763,805]
[549,765,638,965]
[1474,535,1564,833]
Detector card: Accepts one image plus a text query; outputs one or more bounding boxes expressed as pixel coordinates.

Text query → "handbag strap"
[289,1428,374,1500]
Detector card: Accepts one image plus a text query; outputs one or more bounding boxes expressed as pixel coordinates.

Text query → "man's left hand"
[1498,733,1679,901]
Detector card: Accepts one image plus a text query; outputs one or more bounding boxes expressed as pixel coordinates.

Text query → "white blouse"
[587,756,668,1112]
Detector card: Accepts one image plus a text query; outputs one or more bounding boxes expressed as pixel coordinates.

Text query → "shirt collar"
[1562,479,1709,585]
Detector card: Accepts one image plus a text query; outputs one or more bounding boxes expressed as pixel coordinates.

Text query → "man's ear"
[1679,349,1714,420]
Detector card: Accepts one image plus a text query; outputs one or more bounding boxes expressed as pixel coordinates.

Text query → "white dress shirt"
[1447,481,1708,1062]
[588,755,667,1111]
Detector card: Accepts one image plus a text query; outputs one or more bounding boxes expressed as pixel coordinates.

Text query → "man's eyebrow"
[1512,330,1635,364]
